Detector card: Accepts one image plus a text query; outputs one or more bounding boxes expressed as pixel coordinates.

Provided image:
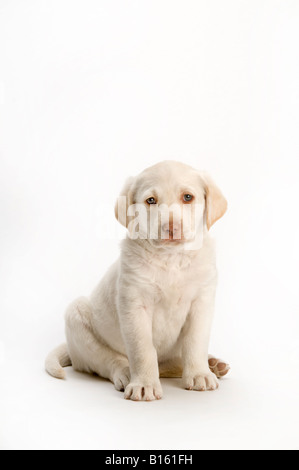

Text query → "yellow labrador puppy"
[46,161,229,401]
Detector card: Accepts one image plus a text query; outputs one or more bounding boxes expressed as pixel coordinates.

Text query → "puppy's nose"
[162,222,181,238]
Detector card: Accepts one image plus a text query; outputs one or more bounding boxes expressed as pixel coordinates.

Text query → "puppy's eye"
[146,197,157,205]
[183,194,193,202]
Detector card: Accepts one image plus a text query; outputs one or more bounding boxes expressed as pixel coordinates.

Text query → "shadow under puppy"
[46,161,230,401]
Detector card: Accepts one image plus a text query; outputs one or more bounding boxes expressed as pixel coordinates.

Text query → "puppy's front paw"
[183,371,219,391]
[124,381,163,401]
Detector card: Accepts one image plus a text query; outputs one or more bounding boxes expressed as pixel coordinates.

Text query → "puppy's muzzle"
[162,221,182,240]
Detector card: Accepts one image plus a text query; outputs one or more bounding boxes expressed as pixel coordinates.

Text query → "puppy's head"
[115,161,227,249]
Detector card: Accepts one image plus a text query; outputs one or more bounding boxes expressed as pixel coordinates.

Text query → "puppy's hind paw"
[112,366,131,392]
[208,355,230,378]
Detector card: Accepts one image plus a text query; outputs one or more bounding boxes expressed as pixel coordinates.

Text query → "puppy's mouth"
[159,237,186,245]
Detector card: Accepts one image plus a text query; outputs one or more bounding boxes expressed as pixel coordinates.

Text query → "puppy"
[46,161,229,401]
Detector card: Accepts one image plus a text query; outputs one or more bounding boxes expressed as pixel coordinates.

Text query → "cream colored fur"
[45,161,228,401]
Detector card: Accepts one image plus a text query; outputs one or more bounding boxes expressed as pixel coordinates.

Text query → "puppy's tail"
[45,343,71,379]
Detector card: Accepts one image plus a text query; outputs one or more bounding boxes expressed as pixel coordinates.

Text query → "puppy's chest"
[149,261,197,306]
[148,265,196,353]
[154,277,189,311]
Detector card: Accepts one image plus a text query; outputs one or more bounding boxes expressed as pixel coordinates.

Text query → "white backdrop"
[1,0,299,450]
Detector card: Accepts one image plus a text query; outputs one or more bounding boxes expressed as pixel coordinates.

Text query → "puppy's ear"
[200,173,228,230]
[115,177,135,227]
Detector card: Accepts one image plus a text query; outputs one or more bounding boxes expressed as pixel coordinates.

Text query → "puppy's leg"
[65,297,130,391]
[118,294,162,401]
[181,286,219,391]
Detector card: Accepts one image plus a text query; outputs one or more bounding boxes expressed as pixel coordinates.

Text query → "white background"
[1,0,299,450]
